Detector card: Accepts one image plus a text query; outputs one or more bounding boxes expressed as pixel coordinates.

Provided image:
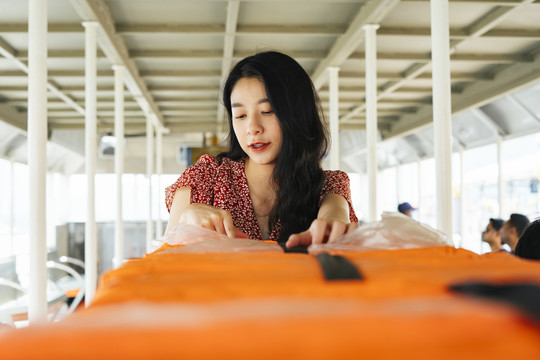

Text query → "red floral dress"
[165,154,358,241]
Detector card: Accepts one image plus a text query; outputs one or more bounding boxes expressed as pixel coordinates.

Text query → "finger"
[235,229,249,239]
[346,222,359,233]
[210,214,226,235]
[199,218,215,231]
[328,221,346,243]
[310,219,330,245]
[286,231,313,248]
[221,211,238,238]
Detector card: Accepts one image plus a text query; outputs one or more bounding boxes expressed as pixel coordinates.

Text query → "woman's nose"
[247,116,263,135]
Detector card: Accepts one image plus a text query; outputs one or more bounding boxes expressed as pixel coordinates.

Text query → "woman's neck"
[244,158,275,183]
[244,158,277,239]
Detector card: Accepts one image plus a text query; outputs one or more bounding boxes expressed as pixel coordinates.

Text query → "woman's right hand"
[178,203,248,239]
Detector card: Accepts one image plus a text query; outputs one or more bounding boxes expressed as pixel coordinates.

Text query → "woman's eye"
[262,110,273,115]
[234,114,246,119]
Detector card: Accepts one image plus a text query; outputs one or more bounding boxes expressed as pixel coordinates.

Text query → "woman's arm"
[285,193,358,248]
[164,187,191,236]
[317,193,350,223]
[164,187,247,238]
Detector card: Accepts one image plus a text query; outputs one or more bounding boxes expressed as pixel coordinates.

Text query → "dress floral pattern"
[165,154,358,240]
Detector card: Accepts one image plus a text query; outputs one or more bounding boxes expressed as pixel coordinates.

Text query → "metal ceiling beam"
[0,69,221,78]
[0,36,90,119]
[0,130,23,157]
[0,103,27,133]
[378,27,540,40]
[402,0,538,4]
[237,24,344,35]
[47,98,218,105]
[340,0,536,123]
[19,47,501,69]
[470,107,507,136]
[507,93,540,123]
[0,69,114,77]
[116,23,225,34]
[311,0,401,89]
[464,6,525,38]
[339,71,492,81]
[46,119,377,133]
[9,46,532,66]
[140,70,221,78]
[70,0,165,129]
[116,24,345,36]
[484,29,540,39]
[7,21,540,41]
[48,121,225,133]
[320,85,465,94]
[216,0,240,130]
[5,22,540,40]
[127,50,329,60]
[384,50,540,139]
[347,52,530,63]
[17,49,106,58]
[0,23,82,32]
[0,69,492,83]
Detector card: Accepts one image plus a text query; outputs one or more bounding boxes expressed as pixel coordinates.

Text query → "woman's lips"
[249,142,269,151]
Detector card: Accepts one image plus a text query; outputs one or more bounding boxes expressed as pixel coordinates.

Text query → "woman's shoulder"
[321,169,352,195]
[323,169,350,182]
[194,153,218,166]
[191,154,244,172]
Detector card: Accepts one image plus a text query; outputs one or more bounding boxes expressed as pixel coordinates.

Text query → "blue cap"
[398,202,416,213]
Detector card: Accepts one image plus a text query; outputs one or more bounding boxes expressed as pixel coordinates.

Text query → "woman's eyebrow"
[231,98,270,108]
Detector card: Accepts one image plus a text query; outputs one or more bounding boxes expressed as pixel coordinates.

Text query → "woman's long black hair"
[220,51,329,242]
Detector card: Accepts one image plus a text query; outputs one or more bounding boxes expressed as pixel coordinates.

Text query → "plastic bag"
[309,212,452,253]
[160,223,229,246]
[156,223,281,254]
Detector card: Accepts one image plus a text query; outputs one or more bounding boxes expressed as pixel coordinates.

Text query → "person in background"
[481,218,505,252]
[165,51,358,247]
[515,218,540,260]
[397,202,416,217]
[500,213,530,253]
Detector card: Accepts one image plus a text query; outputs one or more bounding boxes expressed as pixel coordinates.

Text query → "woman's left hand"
[285,218,358,248]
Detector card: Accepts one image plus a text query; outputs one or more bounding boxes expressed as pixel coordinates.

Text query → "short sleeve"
[165,154,218,213]
[321,170,358,223]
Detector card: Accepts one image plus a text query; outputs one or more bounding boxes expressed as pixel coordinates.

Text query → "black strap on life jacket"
[277,241,309,254]
[314,253,363,281]
[277,242,363,281]
[449,282,540,325]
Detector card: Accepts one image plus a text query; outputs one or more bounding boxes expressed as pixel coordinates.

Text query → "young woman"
[165,51,358,248]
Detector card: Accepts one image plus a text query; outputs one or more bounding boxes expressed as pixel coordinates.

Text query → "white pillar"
[113,65,125,268]
[146,117,154,252]
[497,136,504,218]
[364,24,379,222]
[417,159,422,222]
[9,158,14,256]
[395,164,400,204]
[459,145,465,249]
[328,66,340,170]
[28,0,48,323]
[155,126,163,237]
[83,21,98,306]
[431,0,453,241]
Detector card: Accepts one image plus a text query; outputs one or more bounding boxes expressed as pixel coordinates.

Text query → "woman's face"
[230,77,282,166]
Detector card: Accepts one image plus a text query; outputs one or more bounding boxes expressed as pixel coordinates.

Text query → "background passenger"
[515,218,540,260]
[481,218,504,252]
[397,202,416,218]
[500,213,530,253]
